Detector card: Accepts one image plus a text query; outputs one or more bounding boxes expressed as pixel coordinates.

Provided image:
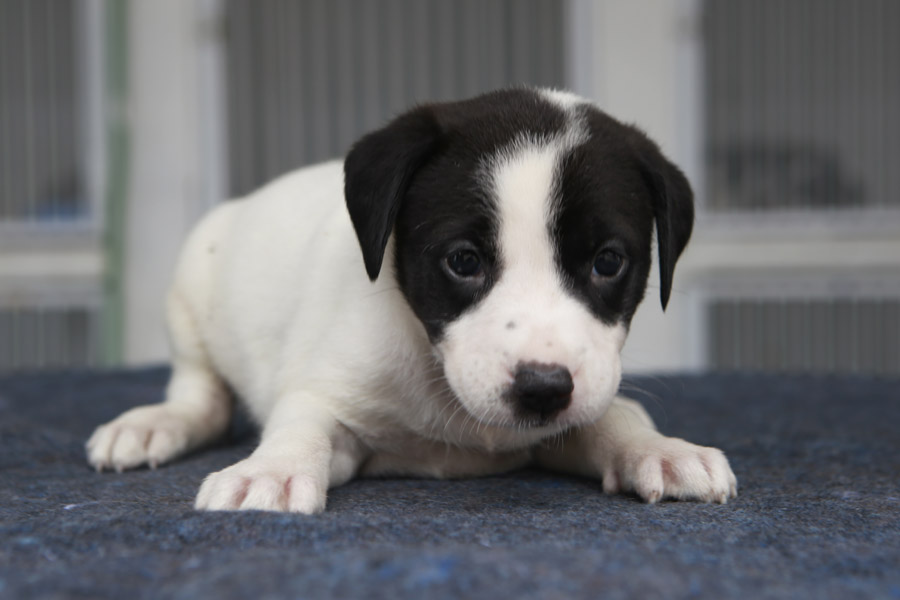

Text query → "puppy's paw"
[86,405,195,472]
[604,436,738,504]
[194,456,327,514]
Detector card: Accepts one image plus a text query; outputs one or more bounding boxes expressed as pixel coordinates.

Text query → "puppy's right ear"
[344,107,442,281]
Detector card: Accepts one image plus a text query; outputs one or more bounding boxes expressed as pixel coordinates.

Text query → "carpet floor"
[1,368,898,599]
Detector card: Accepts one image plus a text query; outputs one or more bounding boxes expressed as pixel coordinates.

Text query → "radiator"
[0,306,101,371]
[707,297,900,376]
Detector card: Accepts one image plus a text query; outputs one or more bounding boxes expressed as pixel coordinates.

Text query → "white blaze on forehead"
[491,143,561,273]
[539,88,586,111]
[486,119,589,278]
[479,127,592,364]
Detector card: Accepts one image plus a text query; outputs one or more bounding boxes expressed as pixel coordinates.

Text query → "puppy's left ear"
[344,107,442,281]
[638,143,695,310]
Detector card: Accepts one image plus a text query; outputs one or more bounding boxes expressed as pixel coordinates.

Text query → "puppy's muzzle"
[511,362,573,420]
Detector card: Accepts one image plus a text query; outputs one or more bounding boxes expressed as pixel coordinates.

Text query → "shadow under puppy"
[87,88,737,513]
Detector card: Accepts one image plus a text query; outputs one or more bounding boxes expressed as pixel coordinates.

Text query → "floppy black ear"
[344,107,442,281]
[639,146,695,310]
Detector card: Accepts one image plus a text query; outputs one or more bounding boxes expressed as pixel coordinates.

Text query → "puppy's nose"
[512,362,573,419]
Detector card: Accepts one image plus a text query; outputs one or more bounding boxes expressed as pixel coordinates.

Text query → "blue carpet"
[1,368,898,599]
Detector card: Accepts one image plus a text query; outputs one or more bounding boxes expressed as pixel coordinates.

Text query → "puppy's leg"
[194,396,368,514]
[86,294,231,472]
[536,397,737,504]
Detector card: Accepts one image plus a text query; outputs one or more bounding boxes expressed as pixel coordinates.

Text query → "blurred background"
[0,0,897,376]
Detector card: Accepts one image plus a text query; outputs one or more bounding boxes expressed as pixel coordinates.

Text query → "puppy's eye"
[445,249,483,278]
[592,249,625,279]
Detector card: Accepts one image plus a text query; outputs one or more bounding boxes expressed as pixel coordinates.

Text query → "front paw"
[195,456,327,514]
[86,405,194,472]
[604,437,738,504]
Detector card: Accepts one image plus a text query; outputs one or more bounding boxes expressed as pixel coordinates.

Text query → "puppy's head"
[345,89,693,432]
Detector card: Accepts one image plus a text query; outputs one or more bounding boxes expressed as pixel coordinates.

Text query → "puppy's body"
[172,161,540,461]
[88,89,737,512]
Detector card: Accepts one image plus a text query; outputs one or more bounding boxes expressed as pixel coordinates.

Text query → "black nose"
[512,362,573,419]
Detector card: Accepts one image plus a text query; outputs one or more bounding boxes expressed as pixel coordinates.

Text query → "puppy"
[87,88,737,513]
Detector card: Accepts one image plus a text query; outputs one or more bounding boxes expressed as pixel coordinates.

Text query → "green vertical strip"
[101,0,129,366]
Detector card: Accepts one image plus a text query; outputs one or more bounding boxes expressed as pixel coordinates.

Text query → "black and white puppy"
[87,88,737,513]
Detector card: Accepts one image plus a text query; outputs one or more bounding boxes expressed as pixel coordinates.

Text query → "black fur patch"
[551,105,693,325]
[551,107,654,326]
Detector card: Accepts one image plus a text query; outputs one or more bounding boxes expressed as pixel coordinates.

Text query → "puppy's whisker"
[432,401,461,440]
[618,378,669,428]
[361,286,403,299]
[442,403,470,442]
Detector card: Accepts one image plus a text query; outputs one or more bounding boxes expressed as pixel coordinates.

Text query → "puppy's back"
[165,159,384,418]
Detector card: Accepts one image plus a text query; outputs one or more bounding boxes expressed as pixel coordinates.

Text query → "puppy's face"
[345,89,693,432]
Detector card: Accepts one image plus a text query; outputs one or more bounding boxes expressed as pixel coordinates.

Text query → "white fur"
[87,100,737,512]
[540,88,586,111]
